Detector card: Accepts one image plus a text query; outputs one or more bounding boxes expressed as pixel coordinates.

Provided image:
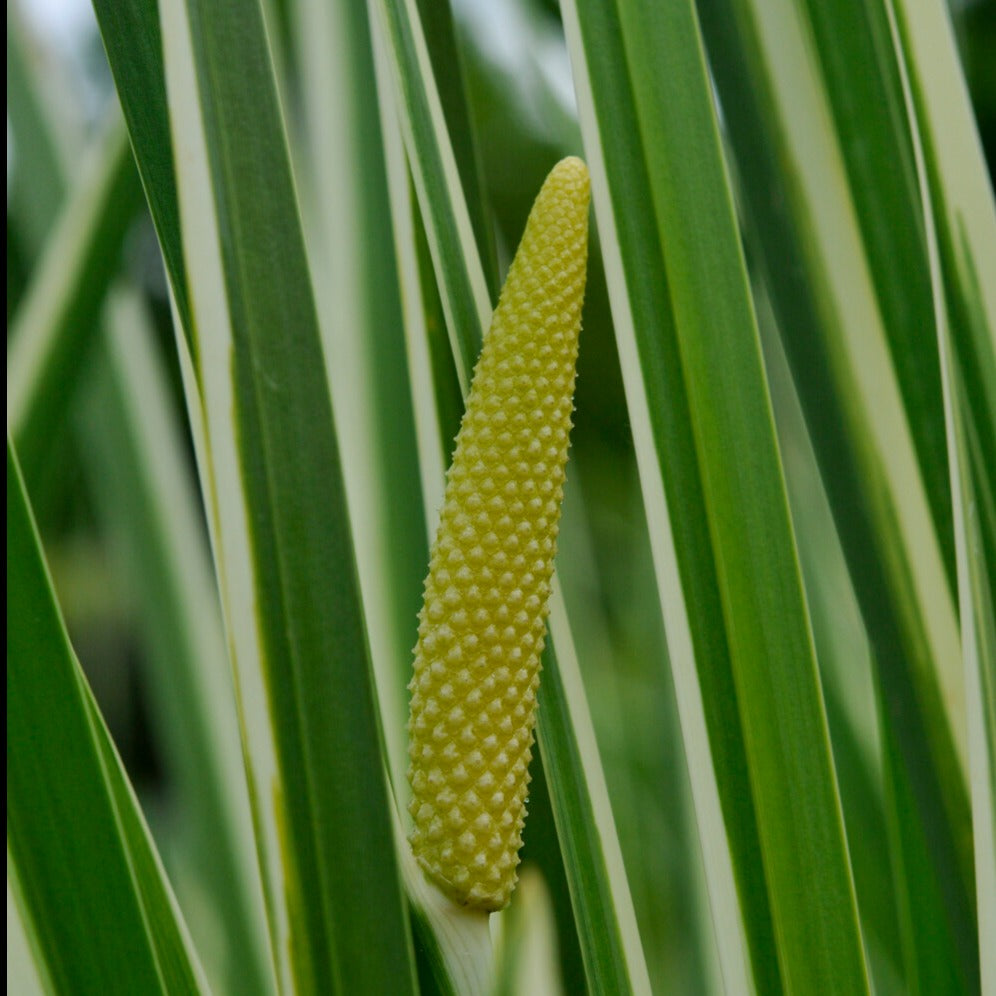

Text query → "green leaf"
[370,0,494,389]
[797,0,956,589]
[156,0,417,991]
[892,2,996,981]
[92,0,192,339]
[877,678,965,993]
[695,0,972,979]
[536,609,648,995]
[949,381,996,989]
[562,0,869,991]
[412,0,499,300]
[7,109,143,491]
[760,298,906,986]
[562,5,762,990]
[890,0,996,522]
[292,0,428,793]
[7,436,209,996]
[375,90,462,516]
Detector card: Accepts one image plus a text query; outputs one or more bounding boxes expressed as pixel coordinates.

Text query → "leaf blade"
[695,0,975,982]
[894,3,996,979]
[7,110,142,489]
[563,0,870,990]
[7,436,208,996]
[155,0,419,990]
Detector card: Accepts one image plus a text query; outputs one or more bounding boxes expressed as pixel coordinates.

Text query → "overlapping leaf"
[562,0,869,991]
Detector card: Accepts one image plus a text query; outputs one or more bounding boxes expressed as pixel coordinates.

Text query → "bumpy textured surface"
[407,157,590,911]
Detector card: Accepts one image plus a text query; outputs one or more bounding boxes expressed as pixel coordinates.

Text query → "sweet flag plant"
[10,0,993,988]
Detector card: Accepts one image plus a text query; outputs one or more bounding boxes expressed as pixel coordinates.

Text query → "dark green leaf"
[7,436,208,996]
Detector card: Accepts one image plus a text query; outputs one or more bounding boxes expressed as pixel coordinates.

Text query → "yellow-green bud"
[407,157,590,912]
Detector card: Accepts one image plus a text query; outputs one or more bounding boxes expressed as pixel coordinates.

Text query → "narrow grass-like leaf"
[519,746,591,995]
[876,679,964,992]
[892,7,996,981]
[371,5,650,988]
[7,110,142,490]
[948,383,996,990]
[369,0,493,387]
[411,0,499,300]
[451,20,704,988]
[697,0,972,977]
[537,605,649,995]
[157,0,416,991]
[375,85,453,528]
[779,11,987,964]
[91,0,192,339]
[758,297,906,986]
[784,8,996,966]
[890,0,996,514]
[797,0,955,589]
[891,26,996,916]
[293,0,428,792]
[563,0,869,991]
[7,436,209,996]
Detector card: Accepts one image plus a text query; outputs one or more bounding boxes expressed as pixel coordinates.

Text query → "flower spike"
[407,157,590,911]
